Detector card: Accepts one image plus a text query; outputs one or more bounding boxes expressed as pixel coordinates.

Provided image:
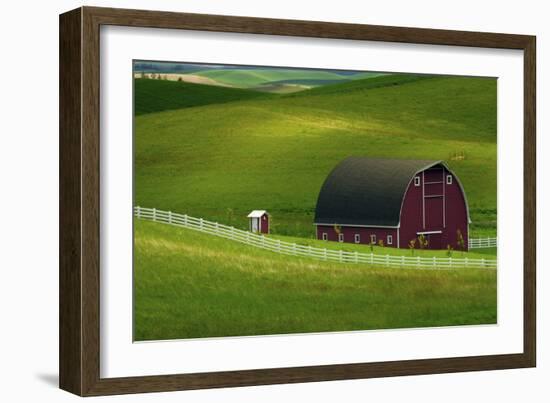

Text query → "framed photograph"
[59,6,536,396]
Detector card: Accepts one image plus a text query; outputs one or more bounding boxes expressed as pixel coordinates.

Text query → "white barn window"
[322,232,328,241]
[387,235,393,245]
[370,234,377,244]
[354,234,360,244]
[414,176,421,186]
[338,233,344,242]
[446,174,453,184]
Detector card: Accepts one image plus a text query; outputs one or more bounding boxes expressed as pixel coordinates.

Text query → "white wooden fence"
[134,206,497,270]
[468,237,497,249]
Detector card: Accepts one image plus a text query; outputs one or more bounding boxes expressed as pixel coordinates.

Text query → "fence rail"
[134,207,497,270]
[468,237,497,249]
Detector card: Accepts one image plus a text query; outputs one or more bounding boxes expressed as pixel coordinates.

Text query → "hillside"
[134,219,497,340]
[193,68,375,88]
[134,78,270,115]
[134,74,497,237]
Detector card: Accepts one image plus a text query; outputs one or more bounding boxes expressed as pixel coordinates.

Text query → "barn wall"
[443,170,469,251]
[316,225,398,248]
[399,166,468,251]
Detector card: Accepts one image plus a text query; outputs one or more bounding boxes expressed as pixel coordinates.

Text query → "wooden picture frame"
[59,6,536,396]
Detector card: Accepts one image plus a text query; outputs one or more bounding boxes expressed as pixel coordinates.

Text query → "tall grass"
[134,220,497,341]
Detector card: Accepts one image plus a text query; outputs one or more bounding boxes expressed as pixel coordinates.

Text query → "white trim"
[446,174,453,185]
[416,230,443,235]
[422,171,426,229]
[354,234,360,244]
[322,232,328,241]
[338,233,344,242]
[442,168,446,228]
[387,234,393,245]
[370,234,377,244]
[414,176,421,186]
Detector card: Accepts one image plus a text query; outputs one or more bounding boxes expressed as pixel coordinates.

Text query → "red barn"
[314,158,470,251]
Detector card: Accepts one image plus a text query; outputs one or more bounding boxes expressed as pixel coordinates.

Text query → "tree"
[456,229,465,255]
[333,224,341,235]
[446,244,454,258]
[417,233,428,250]
[408,238,416,255]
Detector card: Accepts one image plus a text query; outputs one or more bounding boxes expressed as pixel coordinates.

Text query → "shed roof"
[314,157,444,227]
[247,210,268,218]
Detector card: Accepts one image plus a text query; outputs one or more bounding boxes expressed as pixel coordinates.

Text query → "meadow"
[134,73,497,238]
[134,220,497,341]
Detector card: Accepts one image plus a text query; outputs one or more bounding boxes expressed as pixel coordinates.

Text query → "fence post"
[324,248,327,260]
[433,256,436,268]
[465,257,468,268]
[417,256,420,268]
[370,253,374,264]
[449,257,452,268]
[277,240,281,253]
[199,218,203,230]
[293,243,297,255]
[482,258,485,268]
[339,250,343,263]
[136,206,141,219]
[309,245,312,257]
[152,208,157,221]
[355,251,358,264]
[183,214,187,226]
[386,254,389,267]
[401,255,405,267]
[168,211,172,224]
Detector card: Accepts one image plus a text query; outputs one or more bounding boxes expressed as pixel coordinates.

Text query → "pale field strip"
[134,206,497,270]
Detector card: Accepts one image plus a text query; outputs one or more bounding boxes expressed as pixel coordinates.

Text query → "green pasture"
[134,74,497,238]
[133,220,497,340]
[193,68,350,88]
[134,79,269,115]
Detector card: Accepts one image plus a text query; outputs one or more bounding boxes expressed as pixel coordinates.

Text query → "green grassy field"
[192,68,359,88]
[134,79,270,115]
[134,220,496,341]
[134,74,497,238]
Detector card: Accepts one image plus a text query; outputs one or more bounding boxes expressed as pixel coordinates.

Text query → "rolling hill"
[134,74,497,237]
[134,78,271,115]
[192,68,381,89]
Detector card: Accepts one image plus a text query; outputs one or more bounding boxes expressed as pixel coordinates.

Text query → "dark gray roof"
[314,157,442,227]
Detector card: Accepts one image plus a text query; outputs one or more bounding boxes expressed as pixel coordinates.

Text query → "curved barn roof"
[314,157,447,227]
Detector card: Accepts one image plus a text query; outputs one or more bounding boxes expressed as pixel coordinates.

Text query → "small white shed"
[247,210,270,234]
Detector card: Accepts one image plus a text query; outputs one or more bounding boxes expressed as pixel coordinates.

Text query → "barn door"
[425,197,444,229]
